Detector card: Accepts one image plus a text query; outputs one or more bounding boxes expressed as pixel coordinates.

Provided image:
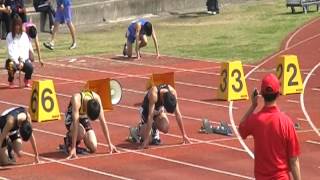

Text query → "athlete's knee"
[86,141,97,153]
[140,41,147,47]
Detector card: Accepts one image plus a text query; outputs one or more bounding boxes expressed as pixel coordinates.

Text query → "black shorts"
[1,130,20,148]
[65,113,93,132]
[140,107,162,124]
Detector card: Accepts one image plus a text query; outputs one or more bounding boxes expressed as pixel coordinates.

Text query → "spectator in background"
[5,15,33,88]
[23,19,44,66]
[43,0,76,50]
[33,0,55,33]
[0,0,11,37]
[5,0,27,22]
[206,0,219,15]
[239,74,301,180]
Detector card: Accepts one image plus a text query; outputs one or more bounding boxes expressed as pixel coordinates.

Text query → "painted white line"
[247,77,260,82]
[21,152,134,180]
[68,58,78,63]
[297,117,308,122]
[312,88,320,92]
[129,150,254,179]
[306,140,320,145]
[0,98,242,153]
[32,73,233,109]
[285,17,320,49]
[287,99,300,104]
[43,61,222,91]
[0,177,10,180]
[228,22,320,159]
[31,127,253,179]
[88,56,221,76]
[300,63,320,137]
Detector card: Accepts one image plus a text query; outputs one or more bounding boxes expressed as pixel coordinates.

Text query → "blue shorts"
[127,29,136,44]
[55,6,72,24]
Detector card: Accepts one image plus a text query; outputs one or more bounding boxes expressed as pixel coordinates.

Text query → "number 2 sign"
[276,55,303,95]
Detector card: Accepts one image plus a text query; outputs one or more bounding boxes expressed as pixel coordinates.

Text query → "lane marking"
[305,140,320,145]
[300,63,320,137]
[21,152,134,180]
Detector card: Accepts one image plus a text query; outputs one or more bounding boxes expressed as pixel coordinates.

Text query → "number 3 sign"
[29,80,61,122]
[217,61,249,101]
[276,55,303,95]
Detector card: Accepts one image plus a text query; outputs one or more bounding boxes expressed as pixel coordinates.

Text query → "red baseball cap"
[261,73,280,95]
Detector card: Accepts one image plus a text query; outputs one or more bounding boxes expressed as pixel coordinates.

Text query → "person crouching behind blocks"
[5,15,33,88]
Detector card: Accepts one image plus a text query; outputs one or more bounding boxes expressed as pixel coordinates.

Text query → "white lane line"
[32,73,233,109]
[312,88,320,92]
[21,152,134,180]
[300,63,320,137]
[33,128,253,179]
[43,61,221,91]
[287,99,300,104]
[0,99,243,153]
[305,140,320,145]
[89,56,221,76]
[285,17,320,49]
[229,24,320,159]
[297,117,308,122]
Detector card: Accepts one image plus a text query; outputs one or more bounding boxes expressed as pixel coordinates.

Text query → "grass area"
[1,0,319,63]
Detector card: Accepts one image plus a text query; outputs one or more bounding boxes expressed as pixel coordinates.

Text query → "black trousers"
[36,2,56,30]
[206,0,219,12]
[1,12,27,34]
[6,59,33,82]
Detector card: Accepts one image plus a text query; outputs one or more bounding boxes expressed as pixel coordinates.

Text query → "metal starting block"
[127,127,141,143]
[199,118,233,136]
[294,122,301,130]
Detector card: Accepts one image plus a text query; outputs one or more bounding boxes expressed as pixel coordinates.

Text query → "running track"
[0,17,320,180]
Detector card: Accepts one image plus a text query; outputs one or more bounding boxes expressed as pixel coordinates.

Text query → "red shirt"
[239,106,300,180]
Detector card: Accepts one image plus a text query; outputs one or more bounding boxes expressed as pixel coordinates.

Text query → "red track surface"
[1,17,320,179]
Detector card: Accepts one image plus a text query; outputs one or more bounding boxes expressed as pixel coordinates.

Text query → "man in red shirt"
[239,73,301,180]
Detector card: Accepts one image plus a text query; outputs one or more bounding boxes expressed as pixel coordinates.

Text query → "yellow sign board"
[29,80,60,122]
[217,61,248,101]
[276,55,303,95]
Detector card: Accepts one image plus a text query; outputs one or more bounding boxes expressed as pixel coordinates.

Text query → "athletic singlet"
[128,19,148,38]
[0,107,26,132]
[66,91,94,118]
[141,84,169,119]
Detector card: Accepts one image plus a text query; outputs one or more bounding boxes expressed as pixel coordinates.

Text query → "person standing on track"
[64,90,118,159]
[0,107,39,165]
[122,19,160,60]
[131,84,190,149]
[239,73,301,180]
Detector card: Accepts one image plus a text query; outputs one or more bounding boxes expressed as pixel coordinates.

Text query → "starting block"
[199,119,233,136]
[146,72,175,90]
[294,122,301,130]
[127,127,141,143]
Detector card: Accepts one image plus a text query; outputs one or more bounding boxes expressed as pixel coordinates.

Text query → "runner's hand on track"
[182,135,191,144]
[109,144,119,154]
[34,155,40,164]
[66,148,78,159]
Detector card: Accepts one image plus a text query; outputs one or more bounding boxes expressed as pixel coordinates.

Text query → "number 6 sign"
[29,80,61,122]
